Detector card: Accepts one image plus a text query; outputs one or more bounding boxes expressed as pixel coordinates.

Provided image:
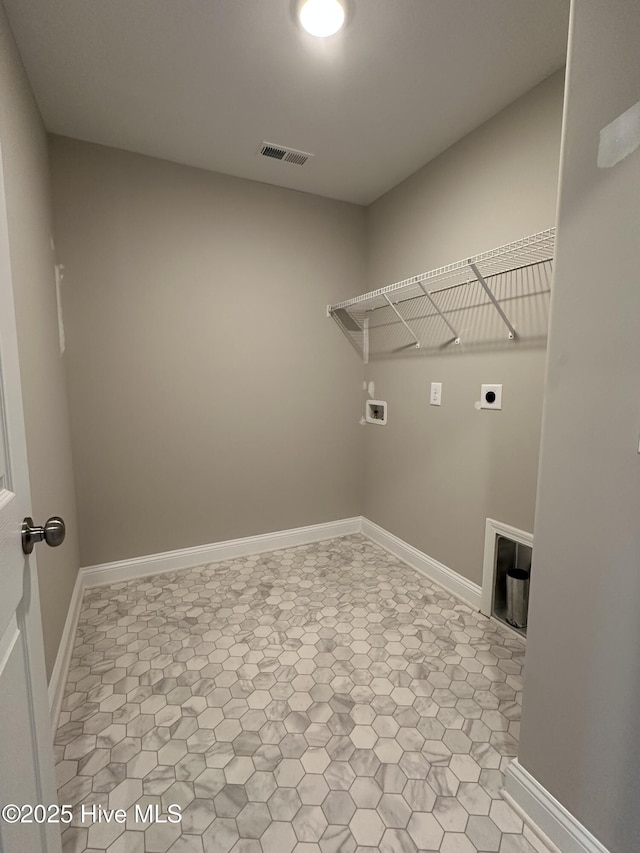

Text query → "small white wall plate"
[481,384,503,410]
[365,400,387,425]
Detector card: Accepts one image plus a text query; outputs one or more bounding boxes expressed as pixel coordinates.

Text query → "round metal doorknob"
[22,516,66,555]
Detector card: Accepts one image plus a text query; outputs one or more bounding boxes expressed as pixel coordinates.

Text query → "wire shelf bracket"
[469,261,517,340]
[383,294,421,350]
[418,282,461,345]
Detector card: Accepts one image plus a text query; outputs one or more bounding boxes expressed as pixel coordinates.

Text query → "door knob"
[22,516,66,555]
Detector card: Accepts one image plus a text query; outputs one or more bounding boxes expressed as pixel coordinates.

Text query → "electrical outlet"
[430,382,442,406]
[481,384,502,410]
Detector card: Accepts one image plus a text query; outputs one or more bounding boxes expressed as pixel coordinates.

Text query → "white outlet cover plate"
[430,382,442,406]
[481,384,503,410]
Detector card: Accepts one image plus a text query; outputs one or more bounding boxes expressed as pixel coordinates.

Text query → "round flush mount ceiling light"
[298,0,346,38]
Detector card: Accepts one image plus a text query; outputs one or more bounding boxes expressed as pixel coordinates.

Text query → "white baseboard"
[361,517,482,610]
[504,759,610,853]
[70,517,484,609]
[48,569,85,735]
[81,517,362,588]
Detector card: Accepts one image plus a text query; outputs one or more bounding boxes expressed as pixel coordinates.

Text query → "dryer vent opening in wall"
[482,520,533,638]
[259,142,315,166]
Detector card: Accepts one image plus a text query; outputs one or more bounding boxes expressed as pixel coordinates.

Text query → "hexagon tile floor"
[55,534,551,853]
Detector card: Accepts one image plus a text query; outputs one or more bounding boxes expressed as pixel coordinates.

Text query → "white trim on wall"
[481,518,534,618]
[78,515,484,604]
[504,760,611,853]
[361,517,482,610]
[48,569,84,735]
[80,516,482,606]
[81,517,362,588]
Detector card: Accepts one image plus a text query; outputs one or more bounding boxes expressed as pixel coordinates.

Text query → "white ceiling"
[5,0,570,204]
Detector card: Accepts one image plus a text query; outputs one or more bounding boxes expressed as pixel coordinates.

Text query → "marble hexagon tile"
[55,535,548,853]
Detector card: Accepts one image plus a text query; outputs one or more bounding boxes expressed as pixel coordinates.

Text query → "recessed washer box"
[365,400,387,425]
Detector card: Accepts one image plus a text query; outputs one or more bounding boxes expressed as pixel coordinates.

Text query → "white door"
[0,146,62,852]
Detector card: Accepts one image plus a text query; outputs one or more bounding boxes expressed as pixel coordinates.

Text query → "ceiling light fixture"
[298,0,346,38]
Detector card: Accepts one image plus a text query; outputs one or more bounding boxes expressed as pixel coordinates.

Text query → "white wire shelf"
[328,228,555,361]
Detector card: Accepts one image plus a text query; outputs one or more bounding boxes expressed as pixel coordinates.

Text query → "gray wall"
[49,137,366,567]
[518,2,640,850]
[49,73,564,579]
[363,73,564,584]
[0,3,80,678]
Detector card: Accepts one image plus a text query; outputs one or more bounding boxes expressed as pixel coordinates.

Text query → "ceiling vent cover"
[259,142,315,166]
